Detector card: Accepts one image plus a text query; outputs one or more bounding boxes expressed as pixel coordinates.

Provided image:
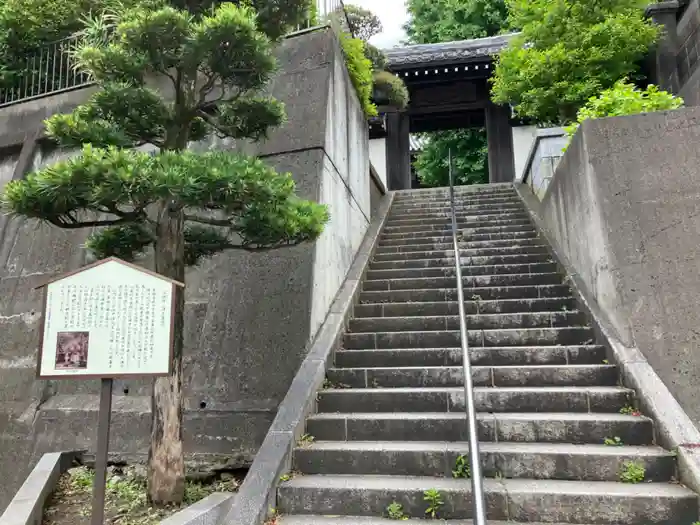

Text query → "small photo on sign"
[55,331,89,370]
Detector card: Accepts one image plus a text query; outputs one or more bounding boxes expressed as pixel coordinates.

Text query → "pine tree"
[0,0,328,504]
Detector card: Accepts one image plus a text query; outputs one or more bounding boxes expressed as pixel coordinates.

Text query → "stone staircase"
[275,184,699,524]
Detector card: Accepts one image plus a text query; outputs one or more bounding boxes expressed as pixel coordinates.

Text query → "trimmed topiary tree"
[1,1,328,505]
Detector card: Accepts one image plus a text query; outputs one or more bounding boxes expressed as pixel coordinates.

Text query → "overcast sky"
[350,0,409,49]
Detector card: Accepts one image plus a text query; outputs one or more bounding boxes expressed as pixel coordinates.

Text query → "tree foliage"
[416,129,489,187]
[564,79,683,140]
[404,0,508,44]
[491,0,660,124]
[345,3,382,41]
[339,32,378,116]
[1,1,328,505]
[373,71,409,110]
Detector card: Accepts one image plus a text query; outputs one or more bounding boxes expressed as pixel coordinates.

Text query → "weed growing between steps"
[423,489,444,519]
[452,454,471,478]
[386,501,408,520]
[619,461,646,483]
[42,465,244,525]
[604,436,624,446]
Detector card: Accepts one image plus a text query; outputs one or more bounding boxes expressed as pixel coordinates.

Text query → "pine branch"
[184,214,234,227]
[48,215,139,229]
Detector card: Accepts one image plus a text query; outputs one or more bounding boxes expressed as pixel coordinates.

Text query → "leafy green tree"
[404,0,507,187]
[415,129,488,187]
[491,0,660,124]
[564,79,683,140]
[1,1,328,504]
[344,3,382,41]
[404,0,508,44]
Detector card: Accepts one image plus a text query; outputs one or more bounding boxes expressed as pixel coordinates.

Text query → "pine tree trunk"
[148,200,186,505]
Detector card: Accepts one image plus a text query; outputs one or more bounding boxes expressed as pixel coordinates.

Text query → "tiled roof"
[384,34,517,69]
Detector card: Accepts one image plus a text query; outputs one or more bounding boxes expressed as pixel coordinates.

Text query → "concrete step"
[348,312,585,333]
[382,218,531,235]
[389,202,526,214]
[293,441,674,482]
[325,364,618,389]
[334,345,607,368]
[277,475,697,523]
[316,386,631,414]
[387,206,526,224]
[354,297,577,317]
[305,412,654,445]
[359,284,573,304]
[393,190,516,202]
[379,230,538,246]
[394,186,513,199]
[374,238,546,255]
[343,327,594,350]
[279,517,601,525]
[369,253,553,269]
[392,193,516,206]
[362,273,563,292]
[372,246,551,262]
[380,221,534,238]
[365,262,558,280]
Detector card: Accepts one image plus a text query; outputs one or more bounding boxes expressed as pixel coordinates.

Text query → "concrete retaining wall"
[0,26,375,512]
[519,106,700,432]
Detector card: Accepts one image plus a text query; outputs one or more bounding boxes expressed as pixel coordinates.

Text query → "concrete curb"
[515,182,700,496]
[219,191,395,525]
[0,450,82,525]
[159,493,234,525]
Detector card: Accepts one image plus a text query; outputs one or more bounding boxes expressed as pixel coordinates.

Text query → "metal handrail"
[448,149,487,525]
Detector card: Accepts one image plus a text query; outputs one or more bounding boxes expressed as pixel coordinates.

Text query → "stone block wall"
[0,27,378,511]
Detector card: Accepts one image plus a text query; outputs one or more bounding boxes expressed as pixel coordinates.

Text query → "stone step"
[393,189,516,201]
[391,200,521,210]
[305,412,654,445]
[343,327,594,350]
[277,475,697,523]
[354,297,577,318]
[380,221,534,238]
[386,206,526,225]
[325,364,618,389]
[334,345,607,368]
[279,517,601,525]
[359,284,572,303]
[365,262,558,280]
[348,312,584,333]
[374,238,546,255]
[381,218,531,234]
[372,246,550,262]
[369,253,552,269]
[362,273,563,292]
[386,213,531,227]
[393,190,515,204]
[315,386,631,414]
[293,441,674,482]
[379,230,538,246]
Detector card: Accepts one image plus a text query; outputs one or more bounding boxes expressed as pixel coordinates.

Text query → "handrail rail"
[447,149,487,525]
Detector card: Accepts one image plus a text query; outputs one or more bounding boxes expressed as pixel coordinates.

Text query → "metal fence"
[0,35,90,107]
[0,0,350,108]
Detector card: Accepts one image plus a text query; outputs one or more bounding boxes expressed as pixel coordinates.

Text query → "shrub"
[565,80,683,139]
[364,42,387,71]
[339,32,378,117]
[373,70,409,110]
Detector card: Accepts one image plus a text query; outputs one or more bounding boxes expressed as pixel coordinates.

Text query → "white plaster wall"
[309,40,371,338]
[512,125,537,182]
[369,138,387,189]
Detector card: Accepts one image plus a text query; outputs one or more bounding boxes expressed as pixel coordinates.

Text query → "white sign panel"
[37,259,176,378]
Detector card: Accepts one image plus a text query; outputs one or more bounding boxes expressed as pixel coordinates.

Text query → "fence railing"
[0,0,350,109]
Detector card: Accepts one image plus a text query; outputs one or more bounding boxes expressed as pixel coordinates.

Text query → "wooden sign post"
[35,257,183,525]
